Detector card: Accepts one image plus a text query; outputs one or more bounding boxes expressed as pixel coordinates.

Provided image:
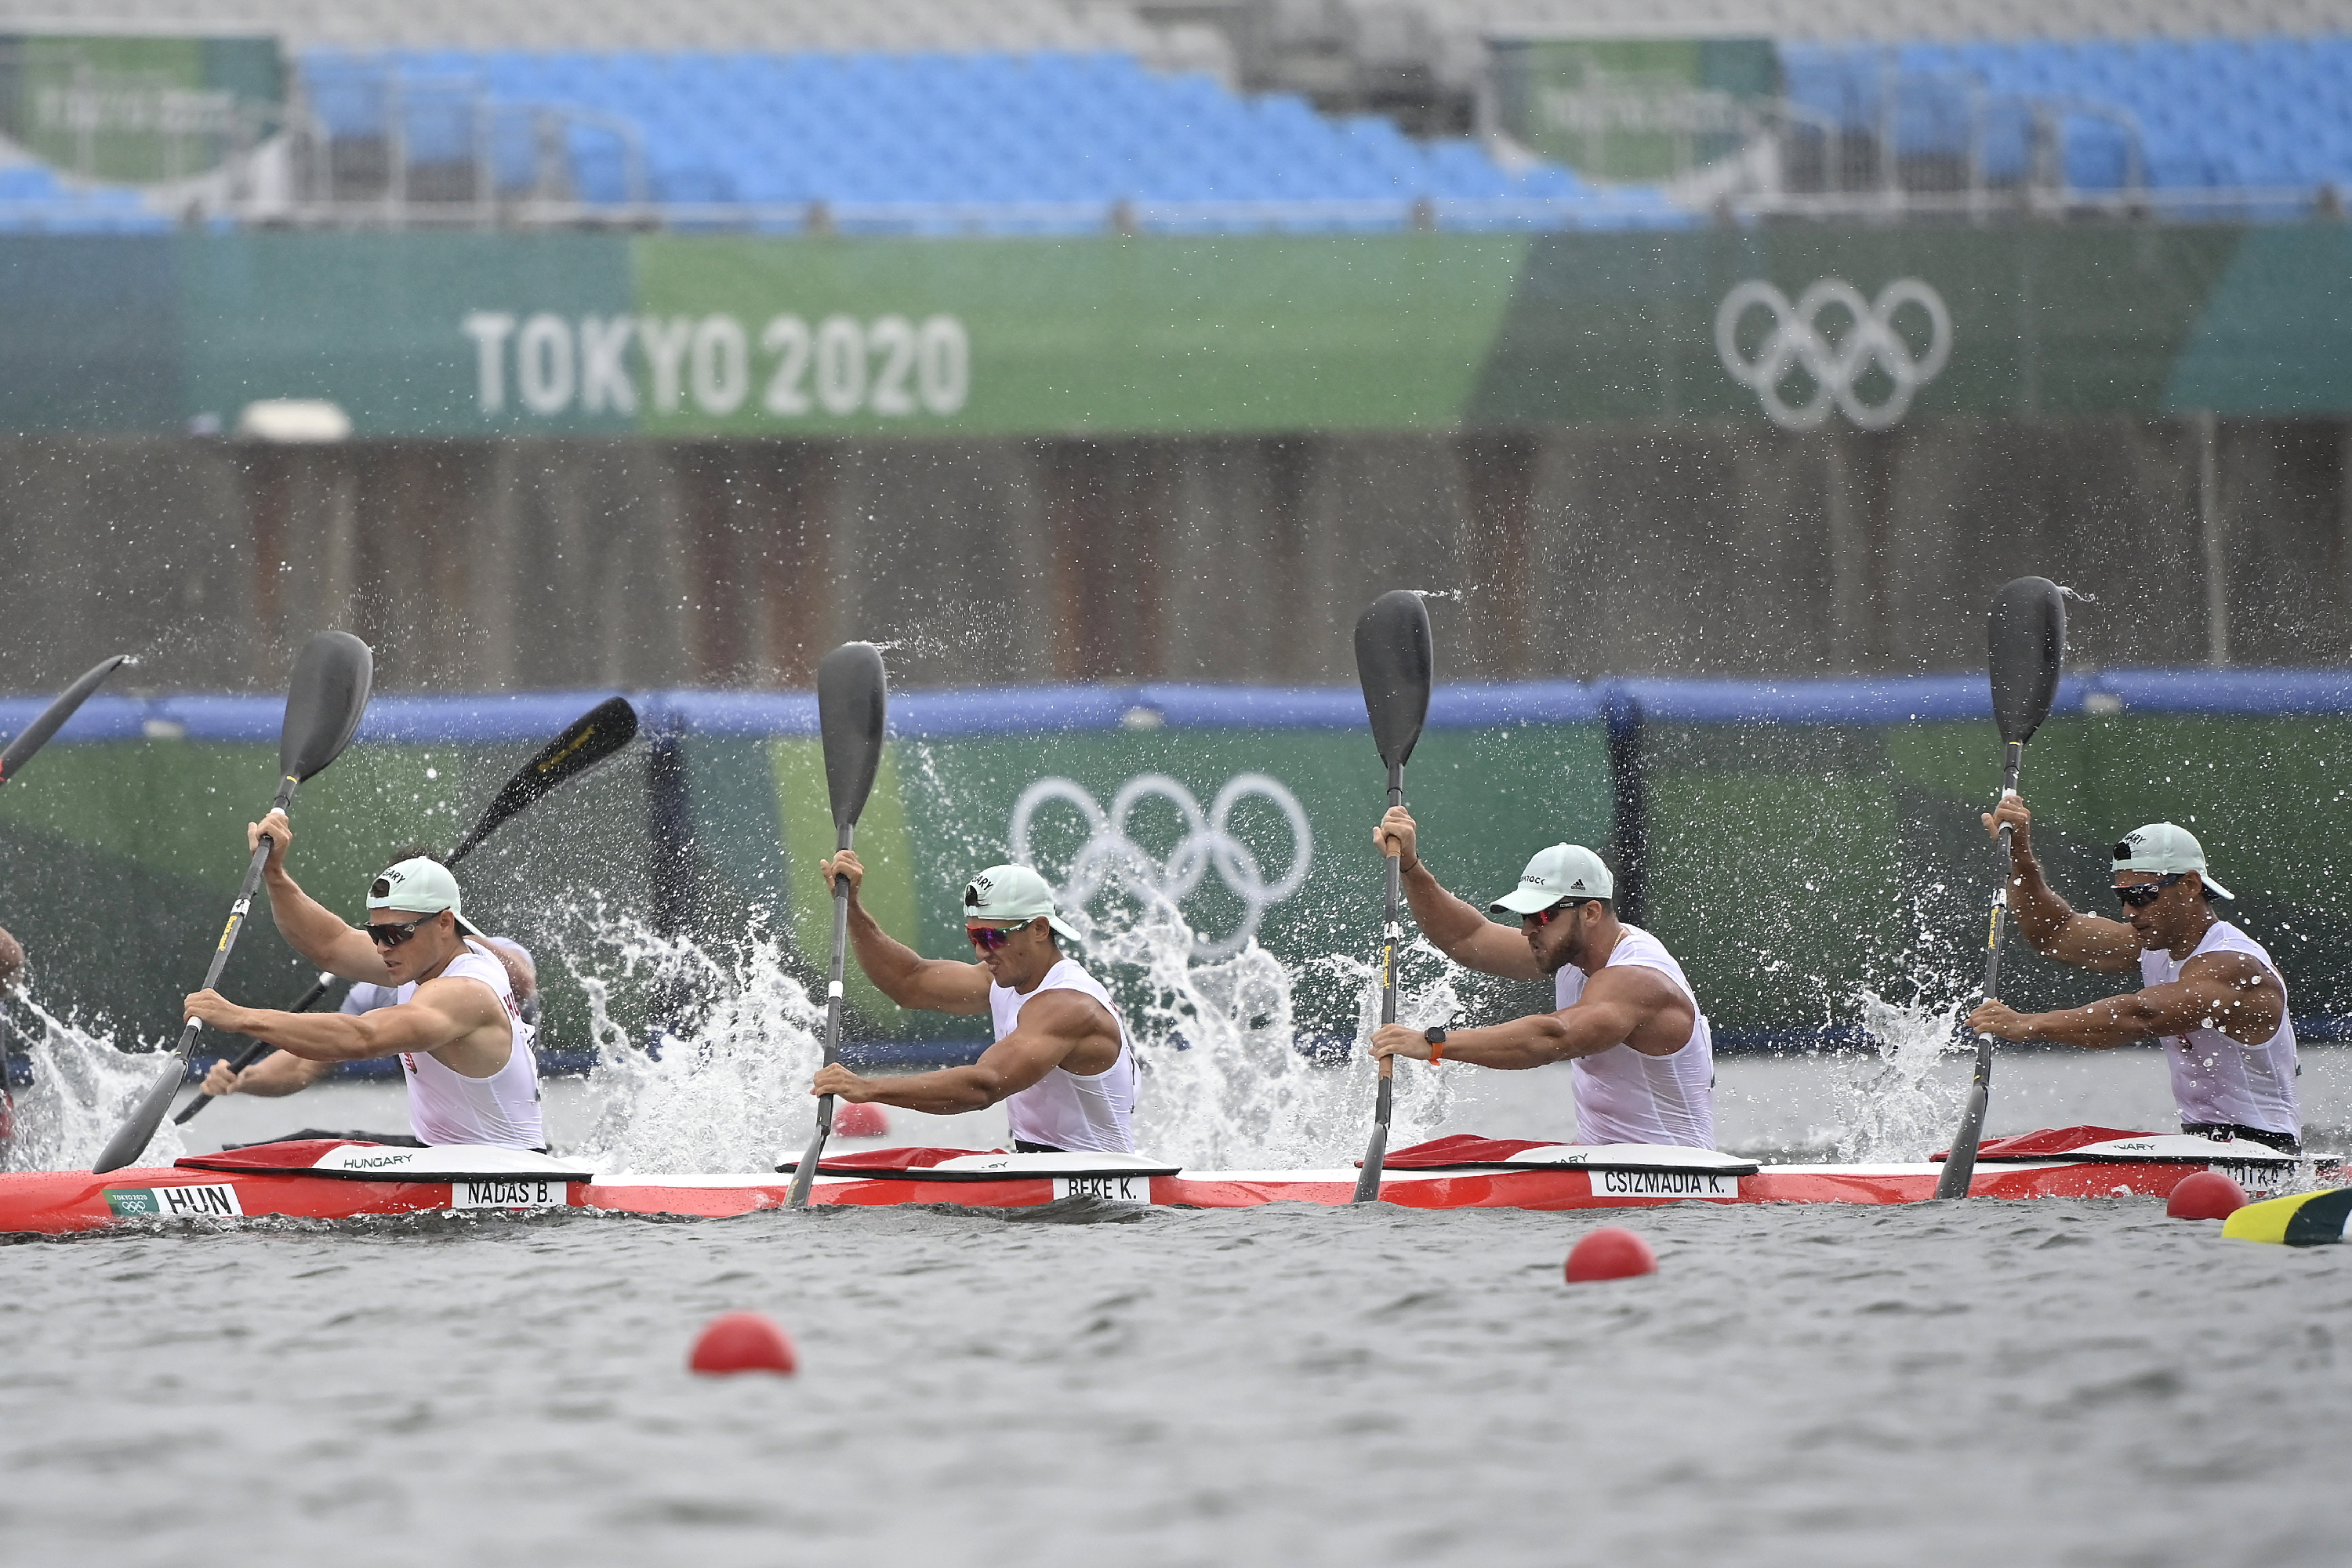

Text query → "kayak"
[0,1127,2323,1236]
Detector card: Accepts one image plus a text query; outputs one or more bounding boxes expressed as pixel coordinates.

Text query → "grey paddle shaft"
[784,833,856,1209]
[1934,742,2024,1200]
[1351,760,1406,1203]
[93,775,297,1172]
[786,641,890,1209]
[1934,576,2064,1202]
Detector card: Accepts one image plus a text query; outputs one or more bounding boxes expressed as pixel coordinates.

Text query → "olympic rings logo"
[1715,278,1951,431]
[1008,773,1312,960]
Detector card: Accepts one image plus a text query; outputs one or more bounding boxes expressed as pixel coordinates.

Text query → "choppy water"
[9,907,2352,1564]
[4,1196,2347,1567]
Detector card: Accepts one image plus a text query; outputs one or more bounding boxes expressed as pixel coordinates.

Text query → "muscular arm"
[245,810,394,982]
[1375,808,1544,980]
[185,975,493,1064]
[1375,966,1688,1068]
[1401,862,1548,981]
[1986,797,2138,974]
[815,990,1107,1114]
[822,850,989,1014]
[844,898,990,1014]
[1975,951,2285,1050]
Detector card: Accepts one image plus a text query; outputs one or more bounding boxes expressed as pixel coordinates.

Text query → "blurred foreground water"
[8,912,2348,1566]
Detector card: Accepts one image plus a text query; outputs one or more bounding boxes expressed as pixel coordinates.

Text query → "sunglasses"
[1523,900,1574,927]
[966,923,1024,952]
[2112,874,2185,909]
[368,916,430,947]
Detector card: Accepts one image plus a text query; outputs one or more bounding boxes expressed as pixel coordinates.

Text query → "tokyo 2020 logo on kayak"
[1714,278,1951,431]
[1008,774,1312,960]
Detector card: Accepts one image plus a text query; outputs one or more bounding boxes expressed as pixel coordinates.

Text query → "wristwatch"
[1423,1027,1448,1046]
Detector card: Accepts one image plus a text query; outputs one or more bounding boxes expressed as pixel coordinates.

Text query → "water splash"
[1074,895,1461,1167]
[536,881,1465,1172]
[1813,989,1971,1163]
[2,1000,185,1172]
[549,903,827,1175]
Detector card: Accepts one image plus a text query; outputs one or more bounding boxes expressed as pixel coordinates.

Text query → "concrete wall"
[4,415,2347,695]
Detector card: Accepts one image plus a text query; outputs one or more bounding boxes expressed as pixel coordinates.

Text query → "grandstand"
[0,0,2350,231]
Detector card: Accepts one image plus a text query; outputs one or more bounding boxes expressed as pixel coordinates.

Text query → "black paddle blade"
[817,643,888,834]
[1987,577,2066,746]
[0,654,129,785]
[448,697,639,864]
[1354,592,1432,771]
[279,632,374,782]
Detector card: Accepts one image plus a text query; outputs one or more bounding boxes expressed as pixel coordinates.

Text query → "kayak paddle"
[786,642,889,1210]
[1933,576,2066,1200]
[172,695,640,1126]
[93,631,373,1174]
[1350,590,1433,1204]
[0,655,132,787]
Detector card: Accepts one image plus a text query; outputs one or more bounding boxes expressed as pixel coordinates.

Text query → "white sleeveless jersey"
[390,941,544,1149]
[2139,920,2299,1138]
[1553,925,1716,1149]
[989,958,1138,1153]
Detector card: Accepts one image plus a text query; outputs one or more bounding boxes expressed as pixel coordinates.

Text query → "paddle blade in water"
[817,642,888,834]
[92,1056,187,1174]
[1987,577,2065,746]
[1354,591,1432,771]
[0,654,129,786]
[448,696,638,864]
[278,632,374,782]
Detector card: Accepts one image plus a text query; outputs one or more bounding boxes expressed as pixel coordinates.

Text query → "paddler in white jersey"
[808,857,1138,1154]
[180,809,544,1149]
[1367,810,1716,1149]
[1967,804,2299,1152]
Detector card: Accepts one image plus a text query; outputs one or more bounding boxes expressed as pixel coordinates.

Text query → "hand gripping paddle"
[93,632,373,1173]
[786,643,889,1209]
[0,655,132,788]
[1933,576,2066,1200]
[1350,591,1433,1204]
[172,696,641,1127]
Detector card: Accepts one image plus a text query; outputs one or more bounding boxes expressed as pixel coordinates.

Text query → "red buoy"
[2168,1170,2249,1221]
[689,1312,797,1375]
[1564,1225,1657,1283]
[832,1102,889,1138]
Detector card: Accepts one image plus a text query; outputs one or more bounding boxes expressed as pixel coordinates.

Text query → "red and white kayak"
[0,1127,2317,1236]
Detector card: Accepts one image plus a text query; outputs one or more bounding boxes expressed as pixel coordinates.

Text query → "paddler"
[1366,809,1716,1149]
[180,811,544,1149]
[194,918,539,1123]
[808,855,1138,1153]
[0,923,21,995]
[1965,801,2299,1152]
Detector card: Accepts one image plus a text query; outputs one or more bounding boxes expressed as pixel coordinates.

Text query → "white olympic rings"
[1007,772,1313,960]
[1715,277,1952,431]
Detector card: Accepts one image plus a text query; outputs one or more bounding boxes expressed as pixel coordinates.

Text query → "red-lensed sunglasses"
[1521,900,1574,928]
[966,924,1021,952]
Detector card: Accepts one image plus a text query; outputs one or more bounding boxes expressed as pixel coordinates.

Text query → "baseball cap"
[964,864,1083,943]
[1490,844,1614,915]
[367,856,481,935]
[2112,822,2234,899]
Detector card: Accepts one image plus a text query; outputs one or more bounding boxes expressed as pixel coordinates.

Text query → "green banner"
[1489,38,1776,181]
[1,224,2348,437]
[0,34,280,184]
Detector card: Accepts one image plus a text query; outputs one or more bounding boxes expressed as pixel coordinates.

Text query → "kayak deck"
[0,1153,2303,1236]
